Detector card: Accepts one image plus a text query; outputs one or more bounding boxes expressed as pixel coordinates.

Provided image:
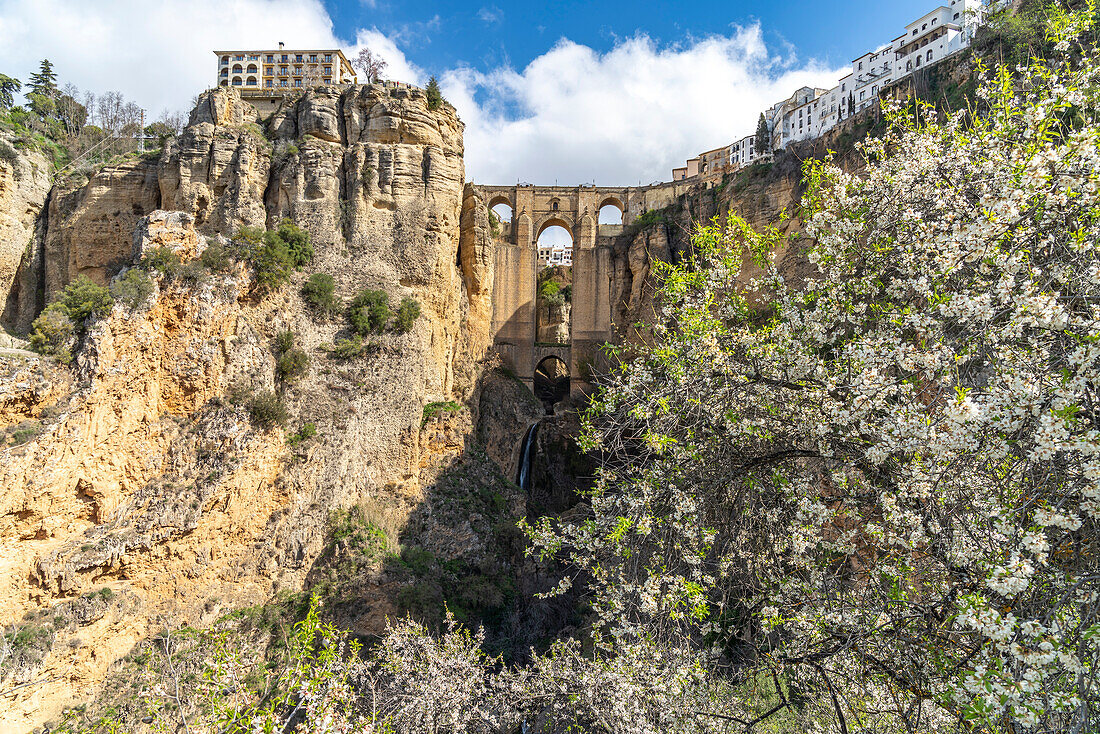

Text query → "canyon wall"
[0,85,505,730]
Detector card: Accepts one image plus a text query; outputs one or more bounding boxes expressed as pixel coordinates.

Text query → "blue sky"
[322,0,928,81]
[0,0,933,184]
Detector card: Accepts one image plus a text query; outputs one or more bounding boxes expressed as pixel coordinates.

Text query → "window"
[860,90,865,100]
[280,66,288,75]
[246,77,257,86]
[233,64,243,73]
[922,23,927,30]
[294,66,302,75]
[932,18,937,25]
[281,54,288,62]
[913,29,918,36]
[265,66,273,75]
[323,77,332,84]
[859,61,863,70]
[280,79,289,87]
[324,54,332,62]
[927,50,933,61]
[916,56,922,66]
[907,61,913,71]
[295,54,303,62]
[221,56,229,64]
[954,12,960,18]
[236,54,245,60]
[324,66,332,75]
[267,54,274,63]
[220,69,228,77]
[247,64,257,73]
[294,79,302,87]
[266,80,274,87]
[232,78,242,86]
[310,54,317,62]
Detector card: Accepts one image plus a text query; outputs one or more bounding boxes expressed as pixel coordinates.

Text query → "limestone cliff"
[0,132,51,327]
[0,86,504,731]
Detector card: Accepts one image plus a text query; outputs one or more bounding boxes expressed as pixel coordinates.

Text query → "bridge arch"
[533,352,570,411]
[598,197,625,225]
[535,216,574,240]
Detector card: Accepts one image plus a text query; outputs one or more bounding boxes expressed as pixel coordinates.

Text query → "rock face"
[0,132,51,326]
[0,86,503,731]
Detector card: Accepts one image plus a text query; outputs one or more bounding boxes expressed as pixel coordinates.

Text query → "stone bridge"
[477,183,689,393]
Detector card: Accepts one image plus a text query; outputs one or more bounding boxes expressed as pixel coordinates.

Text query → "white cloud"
[445,27,843,185]
[477,6,503,25]
[0,0,341,116]
[349,28,425,86]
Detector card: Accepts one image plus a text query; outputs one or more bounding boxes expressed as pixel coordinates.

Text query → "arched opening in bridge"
[534,356,570,412]
[536,223,573,269]
[598,198,624,225]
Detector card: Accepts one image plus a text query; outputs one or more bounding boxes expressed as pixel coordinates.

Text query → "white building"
[538,246,573,268]
[729,133,759,168]
[893,1,988,83]
[670,1,1003,180]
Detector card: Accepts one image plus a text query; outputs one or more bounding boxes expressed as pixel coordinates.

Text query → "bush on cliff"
[348,289,390,335]
[140,246,180,277]
[302,273,338,316]
[28,303,74,362]
[60,276,113,329]
[232,221,313,293]
[199,241,233,273]
[109,269,154,309]
[393,297,421,334]
[247,390,287,428]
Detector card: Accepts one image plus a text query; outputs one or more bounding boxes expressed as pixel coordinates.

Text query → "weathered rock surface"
[0,132,51,326]
[0,85,502,731]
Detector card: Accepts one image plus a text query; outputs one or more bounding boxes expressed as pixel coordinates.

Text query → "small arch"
[232,77,243,86]
[247,64,258,74]
[598,197,624,225]
[488,195,513,223]
[232,64,243,73]
[246,76,258,86]
[220,80,229,87]
[534,356,569,411]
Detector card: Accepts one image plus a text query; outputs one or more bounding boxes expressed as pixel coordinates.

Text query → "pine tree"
[0,74,20,110]
[847,91,856,118]
[28,59,57,99]
[753,113,770,156]
[425,76,443,110]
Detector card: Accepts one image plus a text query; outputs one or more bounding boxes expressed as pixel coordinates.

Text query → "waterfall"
[516,422,540,491]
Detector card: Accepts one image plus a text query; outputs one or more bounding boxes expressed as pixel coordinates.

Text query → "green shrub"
[328,336,366,360]
[393,297,421,334]
[274,330,295,353]
[140,247,181,276]
[276,219,313,267]
[277,348,310,383]
[348,289,390,335]
[61,276,113,329]
[422,400,462,425]
[286,422,317,446]
[29,303,74,362]
[0,140,18,168]
[247,390,287,428]
[9,420,42,446]
[110,269,154,308]
[251,234,293,292]
[285,144,299,156]
[200,241,233,272]
[175,260,208,287]
[302,273,338,315]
